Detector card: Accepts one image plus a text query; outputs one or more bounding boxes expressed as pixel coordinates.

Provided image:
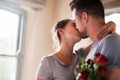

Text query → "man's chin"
[81,35,88,39]
[80,33,88,39]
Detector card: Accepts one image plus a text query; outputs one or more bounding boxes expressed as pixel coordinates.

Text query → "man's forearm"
[106,68,120,80]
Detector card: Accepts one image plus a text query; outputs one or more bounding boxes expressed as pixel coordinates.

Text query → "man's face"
[72,9,88,39]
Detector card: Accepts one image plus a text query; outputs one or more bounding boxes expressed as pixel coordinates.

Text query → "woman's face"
[62,20,81,43]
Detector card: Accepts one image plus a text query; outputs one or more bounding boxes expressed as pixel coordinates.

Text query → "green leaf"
[80,58,85,64]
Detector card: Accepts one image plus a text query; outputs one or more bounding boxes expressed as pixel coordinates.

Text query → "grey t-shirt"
[86,34,120,68]
[36,48,85,80]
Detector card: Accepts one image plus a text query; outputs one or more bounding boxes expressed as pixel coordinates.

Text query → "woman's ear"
[57,28,64,35]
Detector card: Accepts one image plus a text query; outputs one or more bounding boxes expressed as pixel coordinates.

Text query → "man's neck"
[87,19,105,41]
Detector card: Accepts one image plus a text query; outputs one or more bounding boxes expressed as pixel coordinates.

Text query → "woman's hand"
[97,21,116,39]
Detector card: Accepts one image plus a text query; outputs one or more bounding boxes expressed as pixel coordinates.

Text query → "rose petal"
[94,53,108,66]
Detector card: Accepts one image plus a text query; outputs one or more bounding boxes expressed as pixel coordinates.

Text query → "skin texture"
[73,6,119,80]
[36,19,116,80]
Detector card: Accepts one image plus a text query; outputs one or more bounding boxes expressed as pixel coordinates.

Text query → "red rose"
[98,66,107,76]
[80,71,88,80]
[94,53,108,66]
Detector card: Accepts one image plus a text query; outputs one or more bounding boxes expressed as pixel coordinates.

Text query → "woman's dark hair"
[54,19,71,41]
[52,19,71,48]
[69,0,105,19]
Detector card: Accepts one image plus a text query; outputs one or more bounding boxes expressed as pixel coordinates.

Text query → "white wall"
[21,0,91,80]
[21,0,55,80]
[53,0,72,21]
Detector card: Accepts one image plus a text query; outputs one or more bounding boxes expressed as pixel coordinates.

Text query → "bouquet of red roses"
[76,53,108,80]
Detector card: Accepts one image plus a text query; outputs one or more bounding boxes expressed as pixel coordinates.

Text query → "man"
[70,0,120,80]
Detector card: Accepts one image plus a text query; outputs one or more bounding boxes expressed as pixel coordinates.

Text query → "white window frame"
[0,3,26,80]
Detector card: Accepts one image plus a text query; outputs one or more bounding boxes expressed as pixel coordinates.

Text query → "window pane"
[105,13,120,34]
[0,9,20,55]
[0,56,17,80]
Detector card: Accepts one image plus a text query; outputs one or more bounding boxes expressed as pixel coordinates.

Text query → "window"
[0,5,25,80]
[105,13,120,34]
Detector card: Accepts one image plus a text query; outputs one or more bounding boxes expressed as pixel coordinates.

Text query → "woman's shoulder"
[37,54,54,79]
[41,54,54,59]
[40,54,55,65]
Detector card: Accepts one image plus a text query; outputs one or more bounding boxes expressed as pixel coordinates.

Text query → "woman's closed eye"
[72,23,76,27]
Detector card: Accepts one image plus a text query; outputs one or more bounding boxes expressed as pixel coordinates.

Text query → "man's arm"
[106,68,120,80]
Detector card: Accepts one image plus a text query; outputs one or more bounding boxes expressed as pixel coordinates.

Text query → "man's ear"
[82,12,89,23]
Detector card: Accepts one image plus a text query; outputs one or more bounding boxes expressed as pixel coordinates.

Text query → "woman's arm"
[97,21,116,39]
[83,44,92,56]
[83,21,116,55]
[35,56,52,80]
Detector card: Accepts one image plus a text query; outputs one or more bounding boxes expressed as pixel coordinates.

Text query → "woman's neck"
[61,46,73,55]
[55,43,74,64]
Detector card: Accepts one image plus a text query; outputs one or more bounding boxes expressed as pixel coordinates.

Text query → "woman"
[36,19,115,80]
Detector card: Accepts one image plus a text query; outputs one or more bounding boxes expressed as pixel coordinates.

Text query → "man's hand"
[106,68,120,80]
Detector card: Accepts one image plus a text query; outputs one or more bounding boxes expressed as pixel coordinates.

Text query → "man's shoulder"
[106,33,120,39]
[97,33,120,49]
[100,33,120,43]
